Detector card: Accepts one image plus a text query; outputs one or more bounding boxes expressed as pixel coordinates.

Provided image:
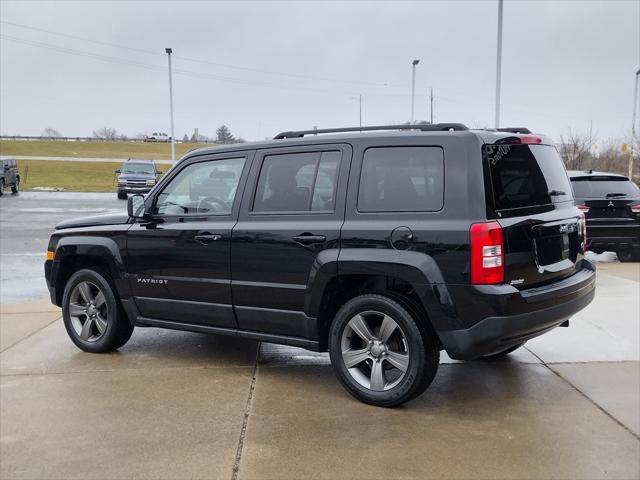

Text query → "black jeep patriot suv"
[45,124,596,406]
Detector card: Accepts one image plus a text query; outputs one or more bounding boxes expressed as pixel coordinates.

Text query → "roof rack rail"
[496,127,532,134]
[274,123,469,139]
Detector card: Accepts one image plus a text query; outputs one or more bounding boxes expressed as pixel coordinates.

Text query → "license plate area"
[534,234,570,266]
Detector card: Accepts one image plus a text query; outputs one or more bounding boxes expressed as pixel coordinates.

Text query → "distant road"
[12,155,174,164]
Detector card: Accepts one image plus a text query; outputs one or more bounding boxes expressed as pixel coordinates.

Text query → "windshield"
[570,177,639,198]
[122,163,155,175]
[484,144,573,212]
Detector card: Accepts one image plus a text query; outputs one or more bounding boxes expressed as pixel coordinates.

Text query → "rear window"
[484,144,573,212]
[570,177,639,198]
[357,146,444,212]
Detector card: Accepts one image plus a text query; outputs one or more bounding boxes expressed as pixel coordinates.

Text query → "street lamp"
[165,47,176,163]
[631,68,640,179]
[411,59,420,124]
[494,0,504,128]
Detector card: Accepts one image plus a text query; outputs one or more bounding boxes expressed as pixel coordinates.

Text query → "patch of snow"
[31,187,65,192]
[585,251,619,263]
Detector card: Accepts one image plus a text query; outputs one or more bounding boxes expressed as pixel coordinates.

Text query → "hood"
[55,213,130,230]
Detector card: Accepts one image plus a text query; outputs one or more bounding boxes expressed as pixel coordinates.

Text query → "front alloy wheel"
[62,269,134,353]
[68,281,108,342]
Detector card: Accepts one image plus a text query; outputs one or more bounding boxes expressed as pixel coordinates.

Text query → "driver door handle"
[195,233,222,244]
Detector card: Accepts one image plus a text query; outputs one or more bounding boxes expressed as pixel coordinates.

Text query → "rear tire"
[62,268,134,353]
[11,179,19,194]
[0,179,4,196]
[329,294,439,407]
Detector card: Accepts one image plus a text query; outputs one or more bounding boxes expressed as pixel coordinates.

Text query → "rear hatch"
[483,140,583,288]
[570,175,640,222]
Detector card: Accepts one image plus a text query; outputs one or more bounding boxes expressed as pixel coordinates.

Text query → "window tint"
[570,177,639,198]
[253,151,340,213]
[357,147,444,212]
[154,157,245,215]
[484,144,573,211]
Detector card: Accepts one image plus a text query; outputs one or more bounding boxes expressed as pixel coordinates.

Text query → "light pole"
[165,47,176,163]
[494,0,504,128]
[359,94,362,129]
[631,68,640,180]
[411,59,420,124]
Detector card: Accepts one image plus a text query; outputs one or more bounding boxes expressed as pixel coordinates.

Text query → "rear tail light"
[470,221,504,285]
[576,203,590,213]
[630,204,640,214]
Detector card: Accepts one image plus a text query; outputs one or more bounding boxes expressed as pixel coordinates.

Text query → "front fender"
[50,236,128,302]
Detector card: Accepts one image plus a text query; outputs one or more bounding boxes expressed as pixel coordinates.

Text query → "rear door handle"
[292,233,326,245]
[195,233,222,244]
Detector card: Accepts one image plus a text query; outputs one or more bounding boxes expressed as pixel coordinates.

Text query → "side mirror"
[115,169,121,173]
[127,194,147,219]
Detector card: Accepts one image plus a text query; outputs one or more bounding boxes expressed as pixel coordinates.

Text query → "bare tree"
[41,127,61,138]
[92,127,118,140]
[559,130,591,171]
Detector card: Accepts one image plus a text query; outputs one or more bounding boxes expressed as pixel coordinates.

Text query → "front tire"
[329,294,439,407]
[117,191,127,200]
[0,179,4,196]
[62,269,134,353]
[11,178,19,194]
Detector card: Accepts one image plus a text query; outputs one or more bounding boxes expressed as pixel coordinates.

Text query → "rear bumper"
[586,222,640,251]
[439,261,596,360]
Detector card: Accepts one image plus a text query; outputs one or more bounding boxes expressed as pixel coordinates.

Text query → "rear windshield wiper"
[548,190,567,196]
[606,193,627,198]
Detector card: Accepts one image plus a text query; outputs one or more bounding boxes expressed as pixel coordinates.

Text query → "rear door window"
[484,144,573,212]
[357,146,444,212]
[570,177,639,198]
[253,150,341,213]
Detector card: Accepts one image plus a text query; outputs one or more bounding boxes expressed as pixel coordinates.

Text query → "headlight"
[146,179,156,186]
[117,180,126,185]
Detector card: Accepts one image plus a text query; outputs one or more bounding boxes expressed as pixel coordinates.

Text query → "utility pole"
[429,87,434,124]
[631,68,640,180]
[165,47,176,163]
[359,95,362,129]
[411,59,420,124]
[494,0,504,128]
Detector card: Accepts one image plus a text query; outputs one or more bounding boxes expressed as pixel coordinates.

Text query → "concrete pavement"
[1,265,638,479]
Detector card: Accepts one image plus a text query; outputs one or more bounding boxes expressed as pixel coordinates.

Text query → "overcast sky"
[1,0,638,144]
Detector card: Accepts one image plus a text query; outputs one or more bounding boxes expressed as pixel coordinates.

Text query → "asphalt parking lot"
[1,192,639,479]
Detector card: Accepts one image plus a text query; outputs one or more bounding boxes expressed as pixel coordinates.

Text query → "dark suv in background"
[0,156,20,196]
[115,159,162,199]
[569,170,640,262]
[45,124,595,406]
